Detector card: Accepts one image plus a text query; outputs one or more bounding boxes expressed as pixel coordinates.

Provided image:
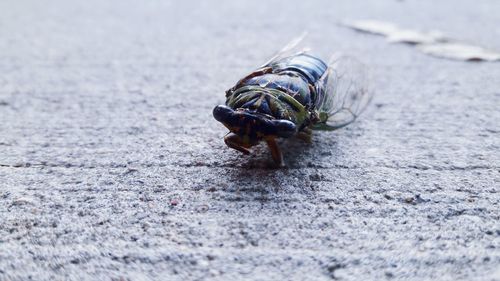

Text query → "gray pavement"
[0,0,499,280]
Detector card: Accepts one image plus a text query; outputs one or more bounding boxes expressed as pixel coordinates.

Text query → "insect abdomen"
[274,53,328,85]
[240,54,327,108]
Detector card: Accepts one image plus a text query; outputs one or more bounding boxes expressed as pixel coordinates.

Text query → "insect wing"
[261,33,310,68]
[228,33,310,94]
[313,55,372,131]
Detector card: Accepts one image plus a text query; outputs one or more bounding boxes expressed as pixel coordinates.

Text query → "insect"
[213,37,372,167]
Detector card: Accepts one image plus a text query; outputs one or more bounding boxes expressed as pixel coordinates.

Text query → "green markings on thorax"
[226,86,309,126]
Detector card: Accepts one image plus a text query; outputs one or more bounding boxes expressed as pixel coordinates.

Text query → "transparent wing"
[261,32,310,68]
[228,33,310,93]
[313,55,373,131]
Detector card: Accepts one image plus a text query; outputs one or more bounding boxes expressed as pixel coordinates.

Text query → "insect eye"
[272,120,296,138]
[213,105,235,123]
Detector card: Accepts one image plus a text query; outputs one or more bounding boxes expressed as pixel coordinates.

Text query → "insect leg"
[297,127,313,143]
[224,133,251,155]
[265,138,285,167]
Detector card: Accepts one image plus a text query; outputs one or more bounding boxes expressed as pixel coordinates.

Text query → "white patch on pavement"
[341,19,500,62]
[418,42,500,61]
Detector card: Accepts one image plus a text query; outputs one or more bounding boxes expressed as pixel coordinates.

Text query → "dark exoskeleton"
[213,38,371,166]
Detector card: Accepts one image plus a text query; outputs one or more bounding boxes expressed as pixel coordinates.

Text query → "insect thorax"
[225,86,311,127]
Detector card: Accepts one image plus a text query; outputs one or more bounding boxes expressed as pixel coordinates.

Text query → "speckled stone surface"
[0,0,499,280]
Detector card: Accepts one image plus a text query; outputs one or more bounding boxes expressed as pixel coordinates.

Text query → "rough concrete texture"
[0,0,499,280]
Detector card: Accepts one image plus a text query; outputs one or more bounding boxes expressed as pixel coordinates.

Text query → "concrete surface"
[0,0,499,280]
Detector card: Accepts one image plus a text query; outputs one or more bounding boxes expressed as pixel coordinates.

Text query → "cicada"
[213,37,372,167]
